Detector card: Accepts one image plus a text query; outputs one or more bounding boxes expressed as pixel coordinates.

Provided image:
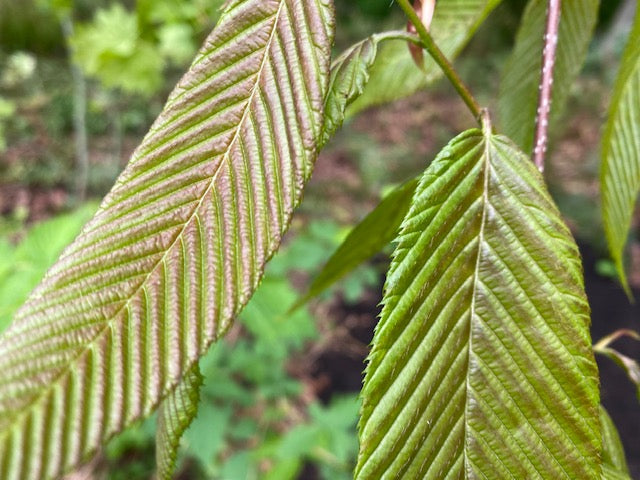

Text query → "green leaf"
[347,0,503,115]
[498,0,599,152]
[599,406,630,477]
[0,1,334,479]
[601,464,632,480]
[356,126,601,479]
[594,331,640,402]
[156,363,203,480]
[321,31,415,147]
[293,177,418,310]
[600,7,640,295]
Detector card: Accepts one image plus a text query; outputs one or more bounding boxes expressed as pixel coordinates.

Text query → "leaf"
[601,464,632,480]
[498,0,599,153]
[599,405,630,477]
[594,331,640,402]
[156,363,203,480]
[321,31,416,147]
[600,7,640,295]
[0,2,334,479]
[356,126,601,479]
[293,177,418,310]
[347,0,503,115]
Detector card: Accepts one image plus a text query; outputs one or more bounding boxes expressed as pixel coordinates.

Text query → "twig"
[61,16,89,202]
[396,0,483,123]
[532,0,561,173]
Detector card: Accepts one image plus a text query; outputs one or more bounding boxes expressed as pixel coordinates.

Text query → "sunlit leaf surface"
[356,125,601,479]
[600,8,640,294]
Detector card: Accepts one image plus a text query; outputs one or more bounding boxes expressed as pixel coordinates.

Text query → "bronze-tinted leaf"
[0,1,334,478]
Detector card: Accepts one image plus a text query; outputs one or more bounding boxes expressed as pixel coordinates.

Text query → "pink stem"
[533,0,561,173]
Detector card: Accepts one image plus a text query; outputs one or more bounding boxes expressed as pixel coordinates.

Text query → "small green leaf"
[357,126,601,479]
[599,405,630,477]
[156,363,203,480]
[293,177,418,310]
[348,0,503,115]
[498,0,600,152]
[321,31,416,147]
[600,7,640,295]
[594,332,640,402]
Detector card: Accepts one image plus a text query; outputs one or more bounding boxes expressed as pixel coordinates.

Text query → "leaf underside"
[321,31,402,147]
[156,363,203,480]
[356,129,601,479]
[0,1,334,479]
[347,0,503,115]
[597,346,640,402]
[600,7,640,294]
[599,406,630,479]
[498,0,599,153]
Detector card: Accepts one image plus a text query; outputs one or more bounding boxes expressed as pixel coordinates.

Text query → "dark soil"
[583,242,640,479]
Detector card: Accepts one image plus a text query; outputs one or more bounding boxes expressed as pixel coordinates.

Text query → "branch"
[532,0,561,172]
[396,0,483,123]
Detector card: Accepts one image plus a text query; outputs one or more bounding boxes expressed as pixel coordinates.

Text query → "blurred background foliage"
[1,0,639,478]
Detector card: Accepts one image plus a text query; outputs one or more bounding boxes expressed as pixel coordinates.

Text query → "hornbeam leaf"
[600,7,640,295]
[599,406,630,478]
[595,348,640,402]
[356,126,601,479]
[156,363,203,480]
[293,176,418,310]
[321,31,417,147]
[347,0,503,116]
[498,0,599,153]
[0,1,334,479]
[602,464,632,480]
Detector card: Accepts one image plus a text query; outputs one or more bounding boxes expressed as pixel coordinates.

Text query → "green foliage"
[0,97,15,152]
[600,406,630,478]
[68,0,226,95]
[595,330,640,402]
[498,0,600,152]
[356,125,600,479]
[0,204,97,333]
[347,0,503,115]
[600,6,640,294]
[295,177,418,309]
[322,31,415,147]
[71,4,165,95]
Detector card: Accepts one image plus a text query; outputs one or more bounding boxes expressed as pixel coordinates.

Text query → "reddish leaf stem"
[533,0,561,172]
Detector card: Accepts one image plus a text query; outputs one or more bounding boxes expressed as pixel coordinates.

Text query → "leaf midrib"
[464,129,491,477]
[2,0,286,438]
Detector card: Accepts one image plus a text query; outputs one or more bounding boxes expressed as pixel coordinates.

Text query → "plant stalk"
[532,0,561,172]
[396,0,483,123]
[61,16,89,202]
